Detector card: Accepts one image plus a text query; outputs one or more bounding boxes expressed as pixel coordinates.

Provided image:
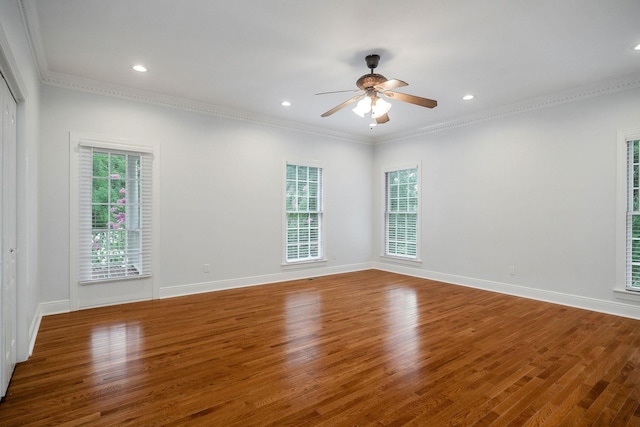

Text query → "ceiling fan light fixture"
[320,54,437,124]
[371,97,391,118]
[352,97,372,117]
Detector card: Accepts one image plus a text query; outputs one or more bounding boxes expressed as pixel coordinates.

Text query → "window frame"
[79,147,151,283]
[69,132,158,310]
[383,164,421,262]
[283,161,325,265]
[616,128,640,296]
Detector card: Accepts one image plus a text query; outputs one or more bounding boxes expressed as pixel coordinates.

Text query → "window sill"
[80,274,151,285]
[613,288,640,302]
[281,259,328,270]
[379,254,422,266]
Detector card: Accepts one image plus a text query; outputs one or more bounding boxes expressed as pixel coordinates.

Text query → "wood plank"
[1,270,640,426]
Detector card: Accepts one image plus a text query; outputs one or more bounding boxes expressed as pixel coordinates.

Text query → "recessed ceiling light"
[132,65,147,72]
[635,44,640,51]
[462,94,474,101]
[281,101,291,107]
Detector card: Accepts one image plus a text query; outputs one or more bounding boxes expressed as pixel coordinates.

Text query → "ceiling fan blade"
[315,89,361,95]
[321,94,364,117]
[376,113,390,124]
[384,91,437,108]
[374,79,408,91]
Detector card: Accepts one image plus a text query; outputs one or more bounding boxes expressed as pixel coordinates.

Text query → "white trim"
[382,163,420,173]
[381,72,640,144]
[379,254,423,265]
[616,128,640,292]
[38,300,71,316]
[0,10,27,101]
[29,299,71,356]
[78,140,154,154]
[22,37,640,147]
[18,0,47,81]
[281,258,328,269]
[18,0,640,145]
[613,288,640,303]
[375,263,640,321]
[382,163,421,261]
[36,265,640,321]
[283,160,325,265]
[160,262,374,299]
[69,132,159,310]
[26,303,41,358]
[40,71,372,145]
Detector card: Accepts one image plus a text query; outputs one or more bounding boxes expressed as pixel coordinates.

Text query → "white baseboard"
[374,262,640,320]
[160,262,375,299]
[28,300,70,356]
[37,262,640,326]
[27,304,42,358]
[39,299,71,316]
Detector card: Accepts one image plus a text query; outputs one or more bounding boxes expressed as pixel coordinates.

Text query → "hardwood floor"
[2,270,640,426]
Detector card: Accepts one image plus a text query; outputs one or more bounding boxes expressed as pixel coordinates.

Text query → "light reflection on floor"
[284,292,321,368]
[90,322,142,383]
[385,287,419,373]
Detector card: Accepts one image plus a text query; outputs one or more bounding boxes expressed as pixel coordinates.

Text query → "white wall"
[0,0,41,361]
[38,83,640,319]
[374,87,640,317]
[39,85,373,304]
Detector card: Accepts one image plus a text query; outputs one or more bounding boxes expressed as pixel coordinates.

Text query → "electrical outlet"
[204,263,210,273]
[508,266,516,276]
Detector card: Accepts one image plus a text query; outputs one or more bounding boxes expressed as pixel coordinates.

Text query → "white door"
[0,76,17,398]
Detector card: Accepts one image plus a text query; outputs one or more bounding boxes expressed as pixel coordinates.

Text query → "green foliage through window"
[89,150,142,280]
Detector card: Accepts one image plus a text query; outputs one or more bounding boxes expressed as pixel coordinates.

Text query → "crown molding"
[380,71,640,144]
[0,1,29,101]
[19,0,640,146]
[19,0,48,80]
[40,68,640,147]
[40,70,374,145]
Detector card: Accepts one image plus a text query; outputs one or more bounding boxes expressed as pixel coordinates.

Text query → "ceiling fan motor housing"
[356,73,387,90]
[365,54,380,70]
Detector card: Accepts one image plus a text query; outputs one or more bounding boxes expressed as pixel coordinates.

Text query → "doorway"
[0,74,17,398]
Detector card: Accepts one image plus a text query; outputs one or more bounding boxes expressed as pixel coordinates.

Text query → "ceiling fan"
[318,54,437,124]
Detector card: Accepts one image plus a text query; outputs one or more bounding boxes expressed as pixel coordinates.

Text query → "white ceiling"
[22,0,640,142]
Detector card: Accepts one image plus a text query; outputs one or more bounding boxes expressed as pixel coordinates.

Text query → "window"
[285,163,323,262]
[77,144,153,282]
[624,138,640,291]
[385,167,419,259]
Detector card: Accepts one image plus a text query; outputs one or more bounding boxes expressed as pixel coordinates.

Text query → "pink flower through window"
[110,174,120,179]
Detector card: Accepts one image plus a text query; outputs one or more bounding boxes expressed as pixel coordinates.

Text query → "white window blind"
[78,144,153,283]
[385,167,418,259]
[626,139,640,291]
[285,163,323,262]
